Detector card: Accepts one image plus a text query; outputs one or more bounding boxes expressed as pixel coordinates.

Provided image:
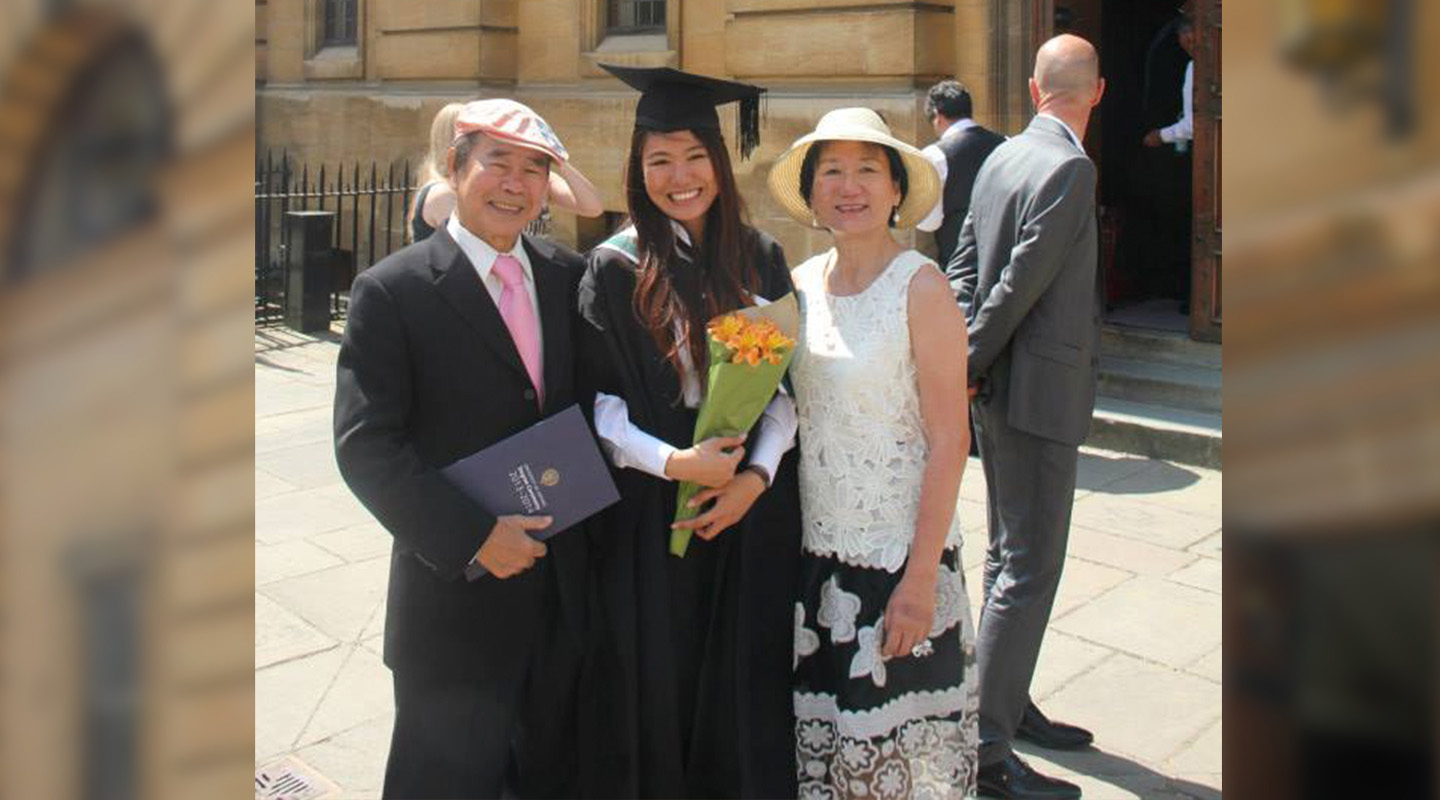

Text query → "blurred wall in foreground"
[0,1,254,799]
[1226,0,1439,797]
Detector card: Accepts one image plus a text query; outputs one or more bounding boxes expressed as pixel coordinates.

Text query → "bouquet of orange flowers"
[672,293,799,556]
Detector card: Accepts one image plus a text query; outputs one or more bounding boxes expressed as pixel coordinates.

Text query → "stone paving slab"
[256,439,345,490]
[260,556,390,644]
[958,457,989,504]
[256,378,336,418]
[312,520,395,564]
[256,647,349,762]
[1073,450,1158,496]
[1166,718,1222,776]
[1040,652,1221,765]
[1050,559,1135,620]
[1020,746,1221,800]
[1187,646,1223,684]
[255,331,1222,799]
[257,467,302,501]
[256,483,376,545]
[257,407,336,456]
[257,593,338,670]
[1054,576,1222,669]
[1029,631,1115,702]
[358,598,387,643]
[258,539,347,586]
[295,714,393,800]
[1068,527,1199,577]
[297,646,395,750]
[1187,531,1223,561]
[1099,466,1222,520]
[1168,557,1222,594]
[1072,491,1222,551]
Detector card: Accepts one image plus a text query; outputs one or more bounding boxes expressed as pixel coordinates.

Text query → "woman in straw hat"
[769,107,979,798]
[575,66,803,798]
[407,101,602,243]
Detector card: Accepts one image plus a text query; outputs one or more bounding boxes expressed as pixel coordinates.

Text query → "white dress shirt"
[449,216,544,565]
[1160,61,1194,144]
[917,118,979,233]
[446,215,544,360]
[592,223,798,486]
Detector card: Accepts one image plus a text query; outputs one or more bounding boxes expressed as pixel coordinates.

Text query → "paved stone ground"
[255,327,1221,800]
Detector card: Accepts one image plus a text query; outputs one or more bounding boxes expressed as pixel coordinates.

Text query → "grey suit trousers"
[972,393,1080,766]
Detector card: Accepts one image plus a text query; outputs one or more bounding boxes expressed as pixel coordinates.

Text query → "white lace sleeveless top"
[791,249,963,572]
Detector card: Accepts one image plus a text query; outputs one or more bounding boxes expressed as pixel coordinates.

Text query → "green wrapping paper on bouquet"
[671,292,800,556]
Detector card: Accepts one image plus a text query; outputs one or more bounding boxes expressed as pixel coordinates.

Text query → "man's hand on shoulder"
[475,515,551,578]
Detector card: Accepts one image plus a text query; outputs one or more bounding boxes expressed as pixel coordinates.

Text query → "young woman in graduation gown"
[576,65,803,799]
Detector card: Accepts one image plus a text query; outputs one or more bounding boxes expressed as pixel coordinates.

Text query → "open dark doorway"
[1067,0,1196,333]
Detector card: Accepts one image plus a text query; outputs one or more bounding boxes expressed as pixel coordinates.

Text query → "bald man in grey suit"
[946,35,1106,800]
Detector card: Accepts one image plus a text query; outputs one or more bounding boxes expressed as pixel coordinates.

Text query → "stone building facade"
[256,0,1053,262]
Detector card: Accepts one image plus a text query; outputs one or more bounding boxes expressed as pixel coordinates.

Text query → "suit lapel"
[524,234,567,413]
[427,227,529,381]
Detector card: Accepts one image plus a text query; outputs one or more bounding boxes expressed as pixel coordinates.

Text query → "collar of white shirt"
[941,118,978,140]
[1035,113,1083,150]
[446,215,534,286]
[670,219,693,249]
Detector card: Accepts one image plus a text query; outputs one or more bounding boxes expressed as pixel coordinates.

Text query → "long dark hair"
[625,126,760,382]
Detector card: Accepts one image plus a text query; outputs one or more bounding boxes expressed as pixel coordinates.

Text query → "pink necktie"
[492,255,544,406]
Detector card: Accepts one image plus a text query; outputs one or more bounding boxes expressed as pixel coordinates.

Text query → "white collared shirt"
[917,118,980,232]
[1036,113,1084,151]
[1160,61,1194,144]
[447,214,544,359]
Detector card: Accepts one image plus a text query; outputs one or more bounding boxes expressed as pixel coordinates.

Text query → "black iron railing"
[254,152,414,326]
[255,151,554,327]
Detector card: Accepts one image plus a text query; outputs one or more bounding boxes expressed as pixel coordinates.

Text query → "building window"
[322,0,357,47]
[8,34,169,283]
[607,0,664,34]
[80,568,140,800]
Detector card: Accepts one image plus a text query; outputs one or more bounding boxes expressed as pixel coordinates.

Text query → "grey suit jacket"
[945,115,1101,447]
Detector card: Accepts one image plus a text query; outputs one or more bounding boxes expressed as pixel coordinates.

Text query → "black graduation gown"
[576,228,802,799]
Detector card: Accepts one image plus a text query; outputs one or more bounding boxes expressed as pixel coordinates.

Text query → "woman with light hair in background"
[408,100,603,242]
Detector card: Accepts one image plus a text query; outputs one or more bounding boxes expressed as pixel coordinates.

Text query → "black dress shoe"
[976,753,1081,799]
[1016,702,1094,750]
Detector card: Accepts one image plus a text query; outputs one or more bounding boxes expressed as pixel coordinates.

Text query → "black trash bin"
[283,210,335,333]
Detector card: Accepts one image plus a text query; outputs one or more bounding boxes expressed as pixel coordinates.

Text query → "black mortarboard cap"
[600,64,766,159]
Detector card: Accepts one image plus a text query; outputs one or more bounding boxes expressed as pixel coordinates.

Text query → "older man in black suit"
[334,99,589,799]
[947,35,1106,800]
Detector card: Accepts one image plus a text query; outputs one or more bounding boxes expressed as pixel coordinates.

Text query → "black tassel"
[737,90,764,160]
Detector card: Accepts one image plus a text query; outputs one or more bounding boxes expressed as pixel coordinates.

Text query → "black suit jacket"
[934,123,1006,266]
[334,225,588,684]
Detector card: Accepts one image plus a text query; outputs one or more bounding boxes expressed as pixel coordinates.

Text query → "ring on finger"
[910,639,934,659]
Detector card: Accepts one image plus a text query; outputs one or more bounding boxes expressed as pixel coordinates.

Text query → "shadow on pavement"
[1077,452,1201,495]
[1015,741,1220,800]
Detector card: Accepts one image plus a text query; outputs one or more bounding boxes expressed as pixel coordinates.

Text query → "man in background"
[1143,15,1197,310]
[947,34,1106,800]
[917,80,1005,268]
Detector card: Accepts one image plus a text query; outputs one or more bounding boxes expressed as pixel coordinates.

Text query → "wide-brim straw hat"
[767,107,940,230]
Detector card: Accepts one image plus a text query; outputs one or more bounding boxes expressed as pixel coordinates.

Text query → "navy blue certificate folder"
[442,404,619,580]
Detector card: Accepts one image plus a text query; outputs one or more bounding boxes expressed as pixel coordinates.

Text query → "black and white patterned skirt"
[793,548,978,799]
